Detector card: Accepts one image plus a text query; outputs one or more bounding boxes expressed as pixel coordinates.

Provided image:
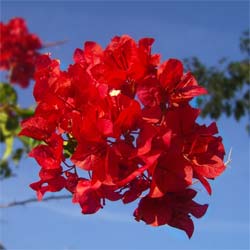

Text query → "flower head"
[0,17,42,87]
[19,35,226,237]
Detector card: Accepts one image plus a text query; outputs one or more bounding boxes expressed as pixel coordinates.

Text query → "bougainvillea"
[19,35,226,238]
[0,17,42,87]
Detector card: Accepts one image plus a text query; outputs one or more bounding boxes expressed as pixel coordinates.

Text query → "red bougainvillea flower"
[19,34,226,238]
[134,189,208,238]
[0,17,42,87]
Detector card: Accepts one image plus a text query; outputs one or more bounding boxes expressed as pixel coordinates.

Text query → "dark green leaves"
[0,82,17,105]
[184,30,250,133]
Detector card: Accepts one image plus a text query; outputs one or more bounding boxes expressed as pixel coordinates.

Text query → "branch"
[0,194,71,208]
[0,243,5,250]
[42,40,68,48]
[225,147,233,166]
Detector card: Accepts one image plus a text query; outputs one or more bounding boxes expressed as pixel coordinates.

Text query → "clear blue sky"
[0,1,249,249]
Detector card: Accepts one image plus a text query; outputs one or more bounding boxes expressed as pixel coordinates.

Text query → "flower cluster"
[19,35,226,238]
[0,17,42,87]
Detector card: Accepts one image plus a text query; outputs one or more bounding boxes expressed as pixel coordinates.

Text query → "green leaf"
[14,106,35,119]
[63,138,77,156]
[0,112,12,137]
[0,112,8,123]
[6,115,19,131]
[0,129,5,142]
[12,148,24,165]
[2,135,14,161]
[0,82,17,105]
[19,136,40,151]
[0,160,12,178]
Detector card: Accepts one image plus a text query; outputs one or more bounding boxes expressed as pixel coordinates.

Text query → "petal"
[158,59,183,89]
[169,215,194,239]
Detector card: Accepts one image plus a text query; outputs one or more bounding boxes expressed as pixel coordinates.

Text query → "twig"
[0,194,71,208]
[0,242,5,250]
[225,147,233,166]
[42,40,68,48]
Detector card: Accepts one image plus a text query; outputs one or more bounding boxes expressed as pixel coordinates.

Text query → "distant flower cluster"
[0,17,42,87]
[19,35,226,238]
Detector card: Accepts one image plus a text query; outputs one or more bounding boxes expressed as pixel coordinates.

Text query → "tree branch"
[42,40,68,48]
[0,194,72,208]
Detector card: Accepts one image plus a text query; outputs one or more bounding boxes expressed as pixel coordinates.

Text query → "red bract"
[19,34,226,238]
[0,17,42,87]
[134,189,208,238]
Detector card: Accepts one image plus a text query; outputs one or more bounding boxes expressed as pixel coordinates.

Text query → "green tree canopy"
[184,30,250,132]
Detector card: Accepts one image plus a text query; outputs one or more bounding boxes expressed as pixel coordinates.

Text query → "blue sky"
[0,1,249,249]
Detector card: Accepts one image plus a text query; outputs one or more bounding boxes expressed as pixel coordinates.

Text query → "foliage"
[0,17,42,178]
[0,82,37,178]
[184,30,250,132]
